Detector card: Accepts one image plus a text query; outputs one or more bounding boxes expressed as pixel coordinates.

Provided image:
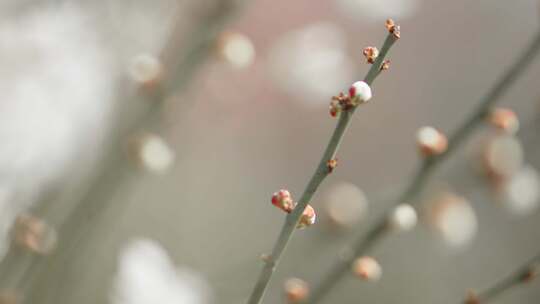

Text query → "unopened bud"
[363,46,379,64]
[284,278,309,303]
[388,204,417,232]
[352,256,382,282]
[297,205,316,229]
[272,190,296,213]
[416,126,448,156]
[348,81,372,104]
[488,108,519,134]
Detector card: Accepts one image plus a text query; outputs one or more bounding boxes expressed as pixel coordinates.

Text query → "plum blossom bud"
[352,256,382,282]
[272,190,296,213]
[12,214,57,255]
[348,81,372,104]
[284,278,309,303]
[130,133,175,174]
[385,19,400,39]
[488,108,519,134]
[380,60,390,71]
[327,158,338,173]
[329,98,341,117]
[482,135,523,180]
[429,192,477,247]
[362,46,379,64]
[388,204,417,232]
[297,205,316,229]
[416,126,448,156]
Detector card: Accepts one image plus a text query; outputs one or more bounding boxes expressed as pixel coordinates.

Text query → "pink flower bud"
[488,108,519,134]
[284,278,309,303]
[416,126,448,156]
[272,190,296,213]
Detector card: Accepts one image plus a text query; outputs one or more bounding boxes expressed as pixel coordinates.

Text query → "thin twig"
[246,32,398,304]
[464,252,540,303]
[308,30,540,304]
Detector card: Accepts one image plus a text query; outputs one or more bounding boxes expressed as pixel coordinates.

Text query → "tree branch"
[308,29,540,304]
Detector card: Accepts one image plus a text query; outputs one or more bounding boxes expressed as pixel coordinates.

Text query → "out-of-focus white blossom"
[483,135,524,179]
[131,133,175,174]
[111,239,211,304]
[500,165,540,215]
[268,22,355,106]
[388,204,417,232]
[336,0,419,22]
[217,32,256,69]
[429,192,477,248]
[325,182,369,228]
[0,5,113,259]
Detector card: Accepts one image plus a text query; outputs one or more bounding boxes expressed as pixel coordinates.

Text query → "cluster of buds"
[327,158,338,173]
[388,204,418,232]
[488,107,519,134]
[385,19,401,39]
[416,126,448,157]
[329,80,373,118]
[363,46,379,64]
[352,256,382,282]
[271,190,296,213]
[271,190,317,229]
[284,278,309,303]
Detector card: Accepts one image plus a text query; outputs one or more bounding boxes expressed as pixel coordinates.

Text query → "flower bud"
[271,190,296,213]
[327,158,338,173]
[352,256,382,282]
[388,204,417,232]
[488,108,519,134]
[362,46,379,64]
[416,126,448,156]
[348,81,372,104]
[284,278,309,303]
[297,205,316,229]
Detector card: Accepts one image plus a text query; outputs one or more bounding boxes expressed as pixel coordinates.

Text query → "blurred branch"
[308,29,540,304]
[464,252,540,303]
[0,0,251,302]
[246,30,398,304]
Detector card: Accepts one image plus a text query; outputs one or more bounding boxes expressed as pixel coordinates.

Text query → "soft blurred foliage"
[0,0,539,303]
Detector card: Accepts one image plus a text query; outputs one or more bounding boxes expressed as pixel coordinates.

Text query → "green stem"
[309,29,540,304]
[467,252,540,303]
[246,33,397,304]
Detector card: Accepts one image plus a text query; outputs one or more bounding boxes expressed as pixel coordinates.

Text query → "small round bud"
[488,108,519,134]
[325,182,369,229]
[284,278,309,303]
[12,214,57,255]
[327,158,338,173]
[297,205,316,229]
[362,46,379,64]
[272,190,296,213]
[416,126,448,156]
[352,256,382,282]
[348,81,372,104]
[388,204,417,232]
[259,253,271,263]
[128,54,163,89]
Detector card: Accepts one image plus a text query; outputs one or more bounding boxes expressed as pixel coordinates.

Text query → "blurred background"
[0,0,539,303]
